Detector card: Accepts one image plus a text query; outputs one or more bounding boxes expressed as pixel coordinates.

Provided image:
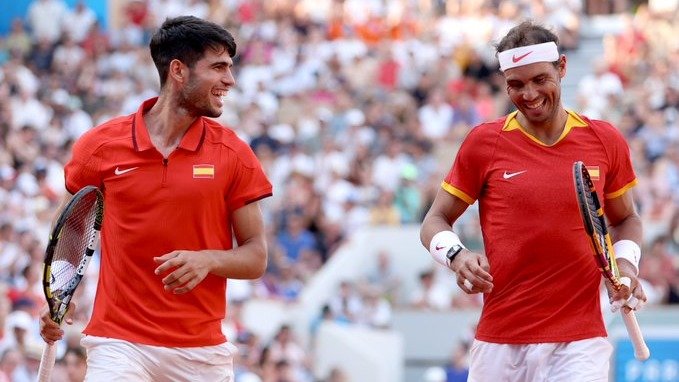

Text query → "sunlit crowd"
[0,0,678,381]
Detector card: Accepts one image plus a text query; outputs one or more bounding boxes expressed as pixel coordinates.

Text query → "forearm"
[420,213,454,249]
[205,236,268,279]
[609,213,643,274]
[609,213,643,245]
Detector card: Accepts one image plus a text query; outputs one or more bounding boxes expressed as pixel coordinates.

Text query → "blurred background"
[0,1,678,381]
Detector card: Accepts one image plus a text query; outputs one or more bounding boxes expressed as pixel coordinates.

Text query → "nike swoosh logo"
[435,245,445,251]
[114,166,139,176]
[512,51,532,63]
[503,170,527,179]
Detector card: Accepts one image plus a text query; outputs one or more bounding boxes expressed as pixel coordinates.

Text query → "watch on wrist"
[446,244,464,265]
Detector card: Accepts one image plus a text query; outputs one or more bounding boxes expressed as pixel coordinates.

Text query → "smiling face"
[177,47,235,118]
[504,57,566,128]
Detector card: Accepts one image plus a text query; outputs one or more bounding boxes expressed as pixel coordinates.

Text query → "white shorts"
[81,335,238,382]
[468,337,613,382]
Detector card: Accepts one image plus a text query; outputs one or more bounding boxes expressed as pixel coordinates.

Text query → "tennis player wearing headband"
[420,20,646,381]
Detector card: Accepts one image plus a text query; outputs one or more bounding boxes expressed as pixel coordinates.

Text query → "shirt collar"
[132,97,206,152]
[501,109,588,145]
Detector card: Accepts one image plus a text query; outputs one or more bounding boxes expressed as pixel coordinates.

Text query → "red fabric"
[65,98,272,347]
[443,111,637,343]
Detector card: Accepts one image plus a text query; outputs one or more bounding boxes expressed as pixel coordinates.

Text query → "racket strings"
[50,193,98,294]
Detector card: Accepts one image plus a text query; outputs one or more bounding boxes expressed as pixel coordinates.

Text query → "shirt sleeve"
[226,141,273,211]
[602,122,637,199]
[443,125,497,204]
[64,131,104,194]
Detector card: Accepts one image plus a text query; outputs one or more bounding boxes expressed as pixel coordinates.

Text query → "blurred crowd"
[0,0,678,381]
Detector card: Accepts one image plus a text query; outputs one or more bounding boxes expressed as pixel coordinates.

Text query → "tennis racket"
[573,161,650,361]
[38,185,103,382]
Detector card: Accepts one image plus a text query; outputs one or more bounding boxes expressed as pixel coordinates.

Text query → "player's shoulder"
[202,118,246,146]
[576,113,626,139]
[202,118,259,167]
[75,114,134,150]
[465,116,507,140]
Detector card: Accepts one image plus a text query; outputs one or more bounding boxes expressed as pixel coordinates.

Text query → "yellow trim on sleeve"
[604,179,638,199]
[441,182,475,205]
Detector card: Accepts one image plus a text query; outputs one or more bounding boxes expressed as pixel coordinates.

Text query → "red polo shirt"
[443,111,637,344]
[64,98,272,347]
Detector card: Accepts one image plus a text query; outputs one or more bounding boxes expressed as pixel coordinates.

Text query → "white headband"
[498,42,560,72]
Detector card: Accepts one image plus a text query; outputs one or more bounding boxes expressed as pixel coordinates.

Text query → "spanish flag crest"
[586,166,600,181]
[193,164,215,179]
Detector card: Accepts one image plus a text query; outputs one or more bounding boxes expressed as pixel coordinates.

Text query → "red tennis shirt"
[443,111,637,343]
[64,98,273,347]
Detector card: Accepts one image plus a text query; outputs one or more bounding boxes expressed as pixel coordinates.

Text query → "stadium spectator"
[0,1,677,380]
[267,324,312,382]
[443,340,470,382]
[408,269,452,311]
[26,0,68,44]
[327,280,363,322]
[62,1,97,44]
[276,212,318,264]
[0,348,27,382]
[62,346,87,382]
[360,250,401,303]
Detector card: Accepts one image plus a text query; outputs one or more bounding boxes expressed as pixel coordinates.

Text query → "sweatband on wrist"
[498,41,560,72]
[429,231,466,268]
[614,240,641,275]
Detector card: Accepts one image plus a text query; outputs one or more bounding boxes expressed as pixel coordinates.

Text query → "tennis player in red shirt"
[420,21,647,381]
[40,16,272,381]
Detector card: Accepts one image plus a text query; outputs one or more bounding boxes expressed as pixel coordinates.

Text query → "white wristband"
[614,240,641,275]
[429,231,466,268]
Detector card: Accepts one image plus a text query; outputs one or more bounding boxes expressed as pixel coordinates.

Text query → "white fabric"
[498,42,560,72]
[613,240,641,275]
[468,337,612,382]
[429,231,466,268]
[81,335,237,382]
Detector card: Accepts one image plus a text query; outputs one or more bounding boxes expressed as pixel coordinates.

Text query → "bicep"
[605,191,637,227]
[427,188,471,225]
[421,188,471,246]
[231,201,266,246]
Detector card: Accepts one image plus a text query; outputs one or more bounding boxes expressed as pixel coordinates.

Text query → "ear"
[558,54,567,79]
[168,59,188,85]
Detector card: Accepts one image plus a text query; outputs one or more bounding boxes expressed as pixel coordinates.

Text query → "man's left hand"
[154,251,214,294]
[607,259,647,313]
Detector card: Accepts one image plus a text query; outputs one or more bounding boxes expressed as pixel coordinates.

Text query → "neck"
[144,93,197,155]
[518,107,568,145]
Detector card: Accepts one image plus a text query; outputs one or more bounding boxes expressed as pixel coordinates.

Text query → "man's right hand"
[39,302,75,344]
[451,250,494,294]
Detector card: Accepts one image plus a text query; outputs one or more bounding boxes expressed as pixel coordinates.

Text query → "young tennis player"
[420,21,647,381]
[39,16,272,380]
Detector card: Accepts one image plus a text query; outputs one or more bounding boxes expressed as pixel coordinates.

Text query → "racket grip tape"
[38,342,57,382]
[621,310,651,361]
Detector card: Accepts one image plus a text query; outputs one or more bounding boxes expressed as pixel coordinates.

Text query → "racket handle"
[38,342,57,382]
[621,310,650,361]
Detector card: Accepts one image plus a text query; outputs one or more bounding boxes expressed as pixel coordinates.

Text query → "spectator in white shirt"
[26,0,67,44]
[62,1,97,43]
[418,88,454,140]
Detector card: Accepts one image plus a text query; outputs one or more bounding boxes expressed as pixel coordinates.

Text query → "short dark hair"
[495,20,559,54]
[149,16,237,87]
